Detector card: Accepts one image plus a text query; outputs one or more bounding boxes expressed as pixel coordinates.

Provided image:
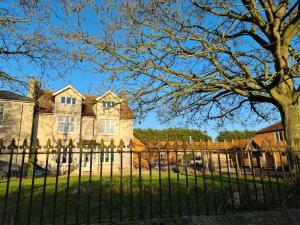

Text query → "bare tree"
[0,0,67,90]
[61,1,300,151]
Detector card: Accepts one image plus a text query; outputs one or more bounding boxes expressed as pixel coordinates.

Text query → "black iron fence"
[0,138,299,225]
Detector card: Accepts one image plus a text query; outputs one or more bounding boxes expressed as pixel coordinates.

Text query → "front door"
[82,153,90,172]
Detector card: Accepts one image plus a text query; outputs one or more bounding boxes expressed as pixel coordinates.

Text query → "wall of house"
[0,100,34,147]
[253,131,285,147]
[54,88,83,114]
[81,116,95,140]
[0,100,34,165]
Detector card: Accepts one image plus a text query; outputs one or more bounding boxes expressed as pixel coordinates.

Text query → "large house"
[0,79,134,174]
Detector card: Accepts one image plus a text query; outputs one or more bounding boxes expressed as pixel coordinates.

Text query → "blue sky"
[3,57,278,139]
[0,1,280,139]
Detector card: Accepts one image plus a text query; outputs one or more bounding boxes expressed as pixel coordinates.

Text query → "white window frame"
[60,96,76,105]
[275,131,284,142]
[0,105,4,128]
[66,97,71,104]
[103,101,115,109]
[101,147,114,164]
[61,96,65,104]
[61,148,73,164]
[58,116,76,134]
[99,120,116,135]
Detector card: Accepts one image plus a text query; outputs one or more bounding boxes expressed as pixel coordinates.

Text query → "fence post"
[109,139,116,222]
[118,139,125,222]
[261,152,267,168]
[15,139,29,225]
[52,139,62,225]
[248,152,252,169]
[273,151,278,170]
[40,139,52,225]
[98,139,105,222]
[1,139,16,225]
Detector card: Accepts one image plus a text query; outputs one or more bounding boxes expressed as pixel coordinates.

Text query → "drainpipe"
[16,103,24,163]
[29,99,38,157]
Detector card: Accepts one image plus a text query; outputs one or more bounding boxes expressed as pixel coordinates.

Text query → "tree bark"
[282,105,300,156]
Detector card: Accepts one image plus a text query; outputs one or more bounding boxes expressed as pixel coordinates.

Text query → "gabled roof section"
[96,90,121,102]
[256,121,283,134]
[120,102,134,119]
[0,90,33,102]
[52,85,85,100]
[37,88,134,119]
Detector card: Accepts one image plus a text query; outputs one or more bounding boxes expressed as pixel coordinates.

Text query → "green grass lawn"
[0,171,294,225]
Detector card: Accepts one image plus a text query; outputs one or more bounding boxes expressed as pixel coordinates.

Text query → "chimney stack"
[28,77,41,100]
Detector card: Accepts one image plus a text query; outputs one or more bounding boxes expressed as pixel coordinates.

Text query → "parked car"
[189,157,205,171]
[150,161,167,171]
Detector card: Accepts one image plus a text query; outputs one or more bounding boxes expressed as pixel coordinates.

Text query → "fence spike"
[20,139,29,150]
[99,139,105,151]
[8,138,17,151]
[118,139,125,151]
[127,139,134,148]
[68,139,75,148]
[44,139,53,153]
[33,139,41,152]
[109,139,115,149]
[56,139,63,148]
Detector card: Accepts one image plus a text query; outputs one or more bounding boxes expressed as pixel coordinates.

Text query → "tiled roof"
[37,90,134,119]
[133,136,145,151]
[256,121,283,134]
[0,90,33,102]
[37,90,54,113]
[141,139,251,150]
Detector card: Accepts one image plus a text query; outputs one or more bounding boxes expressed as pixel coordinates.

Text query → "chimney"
[28,77,41,100]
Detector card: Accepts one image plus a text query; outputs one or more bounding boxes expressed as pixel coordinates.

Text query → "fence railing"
[0,138,299,225]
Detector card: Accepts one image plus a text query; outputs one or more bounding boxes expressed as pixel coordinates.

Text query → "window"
[0,105,3,127]
[61,96,76,105]
[60,148,73,164]
[103,101,115,108]
[58,116,75,134]
[275,131,284,142]
[100,120,116,134]
[101,147,114,163]
[160,152,166,159]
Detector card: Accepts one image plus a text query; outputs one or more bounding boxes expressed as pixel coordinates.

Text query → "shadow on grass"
[0,172,295,225]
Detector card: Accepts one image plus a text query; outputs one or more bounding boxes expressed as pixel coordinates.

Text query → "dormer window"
[103,101,115,108]
[61,96,76,105]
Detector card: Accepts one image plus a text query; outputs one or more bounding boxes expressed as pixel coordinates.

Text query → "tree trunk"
[282,105,300,157]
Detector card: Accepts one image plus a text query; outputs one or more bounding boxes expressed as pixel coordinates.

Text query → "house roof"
[0,90,33,102]
[141,139,251,150]
[96,90,120,102]
[37,89,134,119]
[256,121,283,134]
[52,85,85,99]
[133,136,146,151]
